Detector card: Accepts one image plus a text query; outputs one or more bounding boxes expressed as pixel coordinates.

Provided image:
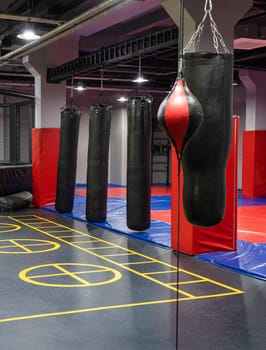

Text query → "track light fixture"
[132,55,149,83]
[117,96,128,102]
[17,28,40,41]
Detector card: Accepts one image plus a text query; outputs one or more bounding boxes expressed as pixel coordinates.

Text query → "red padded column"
[32,128,60,207]
[171,117,239,254]
[242,130,266,197]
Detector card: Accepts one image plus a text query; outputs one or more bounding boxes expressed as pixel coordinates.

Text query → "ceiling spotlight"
[74,85,86,91]
[132,76,149,83]
[17,29,40,41]
[132,55,149,83]
[117,96,128,102]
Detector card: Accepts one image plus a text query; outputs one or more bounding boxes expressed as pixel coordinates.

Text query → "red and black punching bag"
[86,104,111,222]
[55,108,80,213]
[157,78,203,157]
[127,96,152,231]
[182,52,233,226]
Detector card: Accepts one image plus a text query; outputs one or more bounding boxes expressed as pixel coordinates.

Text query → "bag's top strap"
[183,0,230,54]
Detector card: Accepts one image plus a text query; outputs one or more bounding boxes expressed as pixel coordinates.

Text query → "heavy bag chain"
[184,0,230,54]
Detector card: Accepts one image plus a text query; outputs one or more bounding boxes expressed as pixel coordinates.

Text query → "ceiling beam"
[47,26,178,83]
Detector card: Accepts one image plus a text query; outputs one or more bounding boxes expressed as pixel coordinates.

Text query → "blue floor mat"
[45,195,171,248]
[197,240,266,281]
[44,192,266,280]
[238,191,266,206]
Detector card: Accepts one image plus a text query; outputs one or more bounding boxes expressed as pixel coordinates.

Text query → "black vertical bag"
[55,108,80,213]
[127,96,152,231]
[86,104,111,222]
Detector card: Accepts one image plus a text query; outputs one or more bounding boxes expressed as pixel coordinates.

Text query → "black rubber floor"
[0,208,265,350]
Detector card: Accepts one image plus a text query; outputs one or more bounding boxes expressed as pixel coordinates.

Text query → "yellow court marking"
[0,298,180,324]
[0,239,60,254]
[9,214,244,300]
[0,222,21,233]
[19,263,122,287]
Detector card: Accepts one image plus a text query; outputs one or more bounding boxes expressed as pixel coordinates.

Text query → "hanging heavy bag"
[180,0,233,226]
[182,52,233,226]
[55,108,81,213]
[127,96,152,231]
[86,104,111,222]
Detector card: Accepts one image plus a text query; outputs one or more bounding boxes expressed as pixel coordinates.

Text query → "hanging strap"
[183,0,230,54]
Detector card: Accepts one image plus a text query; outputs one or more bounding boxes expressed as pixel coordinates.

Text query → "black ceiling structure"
[0,0,265,96]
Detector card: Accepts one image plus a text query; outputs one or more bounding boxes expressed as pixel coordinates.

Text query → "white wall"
[70,90,129,185]
[109,106,128,186]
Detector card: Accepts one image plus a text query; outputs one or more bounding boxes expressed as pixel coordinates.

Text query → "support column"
[240,70,266,197]
[23,38,79,207]
[161,0,252,52]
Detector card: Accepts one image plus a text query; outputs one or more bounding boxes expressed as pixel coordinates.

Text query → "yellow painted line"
[53,264,94,285]
[9,215,244,297]
[9,239,32,253]
[0,298,179,323]
[0,239,60,254]
[9,216,184,293]
[175,289,195,298]
[86,246,118,250]
[17,242,58,248]
[144,270,177,275]
[72,240,99,244]
[0,240,57,248]
[177,280,208,285]
[30,268,113,279]
[59,235,86,238]
[0,223,21,232]
[0,287,244,324]
[121,261,155,266]
[102,252,136,257]
[19,263,122,288]
[45,230,74,233]
[178,268,244,294]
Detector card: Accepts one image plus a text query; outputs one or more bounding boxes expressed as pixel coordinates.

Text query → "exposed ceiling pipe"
[0,88,34,99]
[0,0,131,68]
[0,13,64,26]
[0,71,32,78]
[66,85,168,94]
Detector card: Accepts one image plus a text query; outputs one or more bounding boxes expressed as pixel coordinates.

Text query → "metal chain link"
[183,0,230,54]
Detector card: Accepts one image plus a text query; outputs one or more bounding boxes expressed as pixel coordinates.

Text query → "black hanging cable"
[176,0,185,349]
[177,0,184,80]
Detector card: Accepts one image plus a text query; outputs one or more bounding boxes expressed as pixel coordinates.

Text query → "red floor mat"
[151,210,171,223]
[237,206,266,243]
[75,186,171,198]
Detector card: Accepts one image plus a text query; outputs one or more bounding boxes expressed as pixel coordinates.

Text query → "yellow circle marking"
[0,239,60,254]
[0,223,21,233]
[19,263,122,287]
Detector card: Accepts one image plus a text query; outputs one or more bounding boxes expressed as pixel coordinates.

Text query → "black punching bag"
[55,108,80,213]
[86,104,111,222]
[127,96,152,231]
[182,52,233,226]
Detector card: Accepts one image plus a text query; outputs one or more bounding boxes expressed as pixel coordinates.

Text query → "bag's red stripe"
[164,80,189,154]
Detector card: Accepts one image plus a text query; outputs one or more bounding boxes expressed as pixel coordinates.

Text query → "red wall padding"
[32,128,60,207]
[242,130,266,197]
[171,117,239,255]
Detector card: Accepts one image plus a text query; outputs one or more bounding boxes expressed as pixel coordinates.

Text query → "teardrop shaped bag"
[157,78,203,157]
